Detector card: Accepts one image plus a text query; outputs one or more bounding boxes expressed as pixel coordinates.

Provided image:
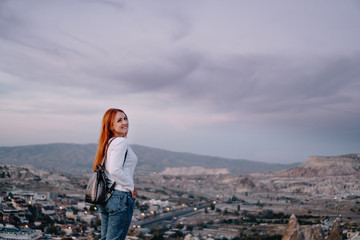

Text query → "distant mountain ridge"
[0,143,299,176]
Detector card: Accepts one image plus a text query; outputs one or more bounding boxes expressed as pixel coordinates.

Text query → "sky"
[0,0,359,164]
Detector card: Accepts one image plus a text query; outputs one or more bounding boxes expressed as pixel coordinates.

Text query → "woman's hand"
[131,187,137,199]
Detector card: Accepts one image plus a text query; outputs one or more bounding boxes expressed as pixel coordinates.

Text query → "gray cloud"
[112,52,359,112]
[99,51,360,134]
[1,0,359,162]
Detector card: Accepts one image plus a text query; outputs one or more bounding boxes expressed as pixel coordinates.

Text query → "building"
[0,224,41,239]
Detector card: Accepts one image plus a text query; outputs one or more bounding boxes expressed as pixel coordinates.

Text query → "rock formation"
[282,214,343,240]
[302,225,325,240]
[235,177,256,192]
[257,154,360,196]
[282,214,304,240]
[325,219,343,240]
[274,154,360,178]
[183,234,201,240]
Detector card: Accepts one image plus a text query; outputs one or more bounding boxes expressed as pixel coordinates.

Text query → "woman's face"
[112,111,128,137]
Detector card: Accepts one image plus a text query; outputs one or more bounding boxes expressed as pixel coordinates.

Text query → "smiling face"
[111,111,128,137]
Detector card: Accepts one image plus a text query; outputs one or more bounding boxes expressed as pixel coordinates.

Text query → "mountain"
[0,143,299,175]
[0,143,96,175]
[270,153,360,177]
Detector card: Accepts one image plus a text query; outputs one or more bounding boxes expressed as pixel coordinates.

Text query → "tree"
[81,221,87,235]
[46,226,62,235]
[256,200,264,208]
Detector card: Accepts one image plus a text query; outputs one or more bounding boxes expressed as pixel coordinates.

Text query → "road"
[132,204,208,228]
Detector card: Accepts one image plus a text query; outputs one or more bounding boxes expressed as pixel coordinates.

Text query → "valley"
[0,145,359,239]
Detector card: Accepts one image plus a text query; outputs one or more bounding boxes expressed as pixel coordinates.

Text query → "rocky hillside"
[0,143,298,176]
[240,153,360,196]
[281,214,342,240]
[164,153,360,198]
[270,154,360,177]
[0,163,79,194]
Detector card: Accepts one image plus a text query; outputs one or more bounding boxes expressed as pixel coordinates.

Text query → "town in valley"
[1,154,360,239]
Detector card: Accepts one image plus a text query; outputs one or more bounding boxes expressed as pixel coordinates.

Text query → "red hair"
[92,108,128,171]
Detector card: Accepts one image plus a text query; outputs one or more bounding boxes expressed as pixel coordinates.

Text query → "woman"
[93,108,138,240]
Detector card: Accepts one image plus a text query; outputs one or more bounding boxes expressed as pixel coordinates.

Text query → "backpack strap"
[100,137,115,167]
[123,150,128,167]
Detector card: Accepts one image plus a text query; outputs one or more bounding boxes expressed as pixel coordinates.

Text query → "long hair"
[92,108,127,171]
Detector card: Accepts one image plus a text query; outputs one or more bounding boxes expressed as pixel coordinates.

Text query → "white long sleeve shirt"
[104,137,138,192]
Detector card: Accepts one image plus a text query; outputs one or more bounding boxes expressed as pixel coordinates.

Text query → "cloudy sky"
[0,0,359,164]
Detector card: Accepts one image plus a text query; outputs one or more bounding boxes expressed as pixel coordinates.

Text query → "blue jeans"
[98,190,135,240]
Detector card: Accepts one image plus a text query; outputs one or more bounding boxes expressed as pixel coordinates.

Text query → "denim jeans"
[98,190,135,240]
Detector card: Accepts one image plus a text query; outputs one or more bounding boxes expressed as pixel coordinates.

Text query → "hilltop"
[269,153,360,177]
[243,153,360,196]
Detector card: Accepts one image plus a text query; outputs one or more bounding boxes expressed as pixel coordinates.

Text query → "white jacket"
[104,137,138,192]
